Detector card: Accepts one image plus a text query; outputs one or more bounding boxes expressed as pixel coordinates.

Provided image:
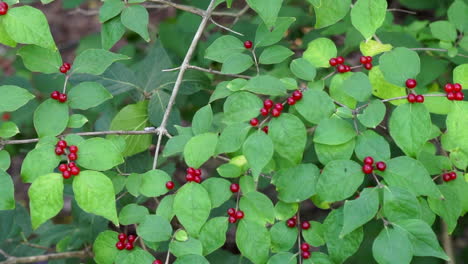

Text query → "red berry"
[292,215,297,220]
[301,221,311,230]
[292,90,303,101]
[118,233,127,242]
[68,153,77,161]
[250,118,259,127]
[63,63,71,70]
[194,169,202,177]
[194,175,202,183]
[70,166,80,176]
[274,103,284,111]
[186,167,195,175]
[271,108,281,117]
[405,79,417,89]
[228,216,237,223]
[166,181,174,190]
[366,56,373,63]
[125,242,134,250]
[227,208,236,216]
[286,219,296,228]
[235,210,244,219]
[443,173,451,182]
[230,183,240,193]
[58,93,67,103]
[262,126,269,134]
[363,156,374,165]
[59,66,68,73]
[263,99,274,109]
[127,235,136,243]
[450,172,457,180]
[55,147,64,155]
[51,91,60,100]
[69,145,78,153]
[444,83,454,93]
[68,162,76,168]
[57,140,67,149]
[153,260,163,264]
[301,242,310,252]
[116,241,125,250]
[186,174,194,182]
[375,161,386,172]
[301,251,311,259]
[58,164,68,172]
[447,92,455,100]
[407,93,416,103]
[336,56,344,64]
[287,97,296,105]
[329,58,338,66]
[364,63,373,70]
[416,95,424,103]
[455,92,464,101]
[453,83,462,92]
[360,56,368,64]
[1,113,10,121]
[0,2,8,14]
[362,164,373,174]
[260,107,269,116]
[244,40,253,49]
[337,64,346,73]
[344,65,351,72]
[62,170,71,179]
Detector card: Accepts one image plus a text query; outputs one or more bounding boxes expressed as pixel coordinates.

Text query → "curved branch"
[0,250,91,264]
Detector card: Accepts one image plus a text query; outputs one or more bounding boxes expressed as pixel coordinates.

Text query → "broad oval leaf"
[68,82,113,110]
[243,131,274,180]
[0,85,34,113]
[273,163,319,203]
[269,113,307,165]
[379,47,420,86]
[183,133,218,169]
[29,173,63,229]
[236,220,271,264]
[173,183,211,236]
[294,89,335,124]
[372,227,413,264]
[303,38,337,68]
[73,49,129,75]
[351,0,387,39]
[0,170,15,210]
[77,138,124,171]
[137,214,173,242]
[33,99,69,137]
[199,217,229,255]
[93,230,119,264]
[239,191,275,225]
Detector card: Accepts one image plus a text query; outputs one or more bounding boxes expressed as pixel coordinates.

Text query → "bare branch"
[387,8,417,15]
[410,48,468,58]
[0,250,91,264]
[210,18,244,36]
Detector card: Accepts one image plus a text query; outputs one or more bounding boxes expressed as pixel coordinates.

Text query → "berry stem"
[62,75,70,94]
[251,49,260,75]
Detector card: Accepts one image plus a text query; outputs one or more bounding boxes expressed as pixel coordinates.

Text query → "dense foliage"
[0,0,468,263]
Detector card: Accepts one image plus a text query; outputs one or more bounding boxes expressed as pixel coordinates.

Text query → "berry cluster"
[244,40,253,49]
[230,183,240,193]
[185,167,202,183]
[404,79,425,103]
[55,140,80,179]
[59,62,72,74]
[442,171,457,182]
[329,56,351,73]
[152,260,163,264]
[115,233,136,251]
[361,156,386,174]
[0,2,8,15]
[359,56,373,70]
[444,83,464,101]
[300,242,311,259]
[165,181,174,190]
[227,208,244,223]
[285,216,310,230]
[50,90,68,103]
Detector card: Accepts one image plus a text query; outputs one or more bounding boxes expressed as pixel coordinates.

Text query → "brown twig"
[442,221,456,264]
[0,250,91,264]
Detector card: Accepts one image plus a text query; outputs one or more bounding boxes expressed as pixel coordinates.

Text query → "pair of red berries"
[50,90,67,103]
[442,171,457,182]
[300,242,312,259]
[287,90,304,106]
[115,233,136,251]
[286,216,310,230]
[59,62,72,74]
[359,56,373,70]
[185,167,202,183]
[230,183,240,193]
[0,2,8,15]
[227,208,244,223]
[362,156,386,174]
[329,56,351,73]
[445,83,464,101]
[407,93,424,103]
[244,40,253,49]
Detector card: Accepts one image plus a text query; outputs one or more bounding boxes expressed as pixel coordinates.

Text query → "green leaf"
[273,163,319,203]
[383,186,421,222]
[383,156,441,199]
[341,187,379,237]
[73,170,119,225]
[355,130,391,162]
[156,194,175,221]
[199,217,229,255]
[351,0,387,39]
[255,17,296,47]
[243,131,274,180]
[428,185,462,234]
[240,191,275,225]
[314,117,356,145]
[223,92,263,124]
[173,255,209,264]
[0,121,19,138]
[259,45,293,64]
[184,133,218,169]
[430,21,457,42]
[139,170,171,197]
[119,248,154,264]
[68,82,113,110]
[302,221,326,247]
[342,72,372,102]
[77,138,124,171]
[316,160,364,203]
[119,204,149,225]
[379,48,420,86]
[137,214,173,242]
[270,221,298,252]
[357,100,386,128]
[3,6,56,49]
[201,178,231,208]
[372,227,413,264]
[121,5,150,41]
[315,139,356,165]
[246,0,283,28]
[448,0,468,32]
[360,40,393,57]
[17,45,62,74]
[68,114,88,128]
[0,22,17,47]
[242,75,287,96]
[0,85,35,112]
[389,103,432,157]
[173,183,211,236]
[93,231,119,264]
[216,122,251,154]
[102,16,126,50]
[109,101,152,157]
[221,54,254,74]
[267,252,297,264]
[0,150,11,171]
[269,113,307,165]
[0,170,15,210]
[192,105,213,135]
[169,237,203,257]
[163,134,192,157]
[216,163,242,178]
[311,0,351,29]
[210,81,233,103]
[29,173,63,229]
[394,219,449,260]
[453,64,468,88]
[369,66,406,104]
[205,35,245,63]
[294,89,335,124]
[21,143,61,183]
[303,38,337,68]
[290,58,316,81]
[236,220,271,264]
[274,201,298,221]
[73,49,129,75]
[306,252,334,264]
[99,0,125,23]
[33,99,69,137]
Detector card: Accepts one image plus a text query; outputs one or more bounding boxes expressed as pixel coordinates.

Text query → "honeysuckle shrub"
[0,0,468,263]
